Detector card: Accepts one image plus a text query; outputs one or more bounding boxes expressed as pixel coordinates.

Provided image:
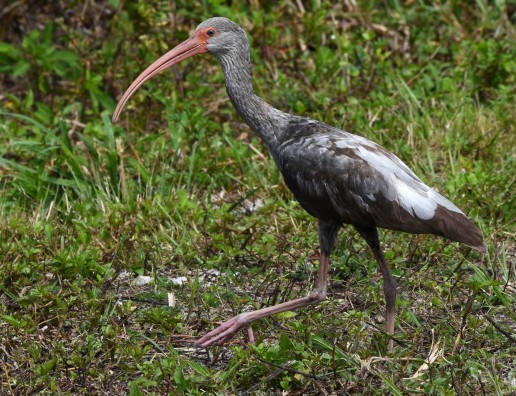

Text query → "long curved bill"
[112,34,208,123]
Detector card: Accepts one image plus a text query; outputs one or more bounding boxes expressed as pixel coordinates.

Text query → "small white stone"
[170,276,188,286]
[133,275,154,286]
[242,198,264,213]
[117,270,132,280]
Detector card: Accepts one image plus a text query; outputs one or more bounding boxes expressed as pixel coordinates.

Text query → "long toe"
[195,314,248,347]
[247,324,255,345]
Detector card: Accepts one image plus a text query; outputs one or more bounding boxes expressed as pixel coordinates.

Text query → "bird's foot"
[195,313,254,347]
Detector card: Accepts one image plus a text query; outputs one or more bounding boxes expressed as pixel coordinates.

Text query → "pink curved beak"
[112,33,208,123]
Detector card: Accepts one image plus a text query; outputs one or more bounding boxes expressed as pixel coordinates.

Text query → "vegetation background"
[0,0,514,394]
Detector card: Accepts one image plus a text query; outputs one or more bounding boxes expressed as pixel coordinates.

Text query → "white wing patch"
[335,135,464,220]
[393,180,437,219]
[282,124,464,221]
[428,189,464,213]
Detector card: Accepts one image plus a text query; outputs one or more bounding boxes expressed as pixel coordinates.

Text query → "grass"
[1,0,515,394]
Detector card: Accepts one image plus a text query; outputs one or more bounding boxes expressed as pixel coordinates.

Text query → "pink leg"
[194,254,330,347]
[247,324,255,344]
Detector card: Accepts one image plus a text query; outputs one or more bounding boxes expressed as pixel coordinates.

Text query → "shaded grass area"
[1,1,515,394]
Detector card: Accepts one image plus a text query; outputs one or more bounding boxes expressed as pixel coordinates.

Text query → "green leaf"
[12,60,31,76]
[0,42,17,54]
[173,362,187,390]
[186,360,211,378]
[2,315,28,328]
[442,76,455,92]
[274,310,297,319]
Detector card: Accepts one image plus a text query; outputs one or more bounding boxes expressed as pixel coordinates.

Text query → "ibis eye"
[207,29,215,37]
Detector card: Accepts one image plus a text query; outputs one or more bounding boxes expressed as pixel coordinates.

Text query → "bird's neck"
[218,54,289,151]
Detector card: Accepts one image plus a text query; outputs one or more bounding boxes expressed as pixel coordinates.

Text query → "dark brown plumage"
[112,17,485,350]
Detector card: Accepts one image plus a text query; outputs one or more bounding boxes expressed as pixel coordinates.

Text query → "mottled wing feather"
[275,119,483,248]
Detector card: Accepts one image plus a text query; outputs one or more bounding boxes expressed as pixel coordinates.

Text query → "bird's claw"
[194,313,252,347]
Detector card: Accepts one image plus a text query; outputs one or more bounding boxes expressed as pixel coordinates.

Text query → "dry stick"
[365,320,407,348]
[119,295,168,306]
[500,240,514,294]
[240,360,297,395]
[156,357,175,393]
[483,314,516,345]
[450,368,463,396]
[452,290,480,355]
[448,258,468,283]
[460,291,477,336]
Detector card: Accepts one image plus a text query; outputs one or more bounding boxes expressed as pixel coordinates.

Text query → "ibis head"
[112,17,247,123]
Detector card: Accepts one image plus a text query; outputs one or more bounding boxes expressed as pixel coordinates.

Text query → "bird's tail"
[433,206,486,252]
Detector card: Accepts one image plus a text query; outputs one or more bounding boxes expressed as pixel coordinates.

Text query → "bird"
[112,17,485,350]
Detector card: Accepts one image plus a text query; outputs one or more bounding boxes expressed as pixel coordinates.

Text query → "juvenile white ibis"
[113,17,485,349]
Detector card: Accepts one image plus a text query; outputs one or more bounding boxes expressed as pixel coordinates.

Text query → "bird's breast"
[276,152,376,225]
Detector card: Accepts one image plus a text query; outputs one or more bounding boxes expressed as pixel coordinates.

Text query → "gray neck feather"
[216,45,289,152]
